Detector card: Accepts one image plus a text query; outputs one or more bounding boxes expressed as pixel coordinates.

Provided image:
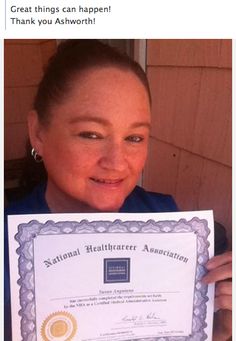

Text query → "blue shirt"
[5,184,178,215]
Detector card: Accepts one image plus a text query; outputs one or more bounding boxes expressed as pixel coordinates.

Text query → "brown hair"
[34,39,151,123]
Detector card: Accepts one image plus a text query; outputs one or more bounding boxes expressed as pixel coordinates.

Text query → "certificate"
[8,211,215,341]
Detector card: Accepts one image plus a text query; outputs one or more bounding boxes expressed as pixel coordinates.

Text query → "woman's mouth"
[90,177,123,185]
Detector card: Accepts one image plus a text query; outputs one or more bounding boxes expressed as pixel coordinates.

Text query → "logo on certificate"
[104,258,130,283]
[41,311,77,340]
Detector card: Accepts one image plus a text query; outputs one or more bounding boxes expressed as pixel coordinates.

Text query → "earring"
[31,148,43,163]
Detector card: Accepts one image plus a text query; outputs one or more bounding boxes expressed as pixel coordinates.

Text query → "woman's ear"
[27,111,45,156]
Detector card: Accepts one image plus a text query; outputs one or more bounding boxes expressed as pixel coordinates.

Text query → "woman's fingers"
[202,262,232,284]
[206,251,232,270]
[214,281,232,311]
[215,295,232,311]
[201,251,232,314]
[215,281,232,297]
[202,251,232,284]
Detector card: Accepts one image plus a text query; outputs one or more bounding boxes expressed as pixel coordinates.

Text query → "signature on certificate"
[121,312,166,325]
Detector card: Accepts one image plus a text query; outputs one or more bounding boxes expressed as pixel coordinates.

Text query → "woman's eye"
[78,131,103,139]
[126,135,144,143]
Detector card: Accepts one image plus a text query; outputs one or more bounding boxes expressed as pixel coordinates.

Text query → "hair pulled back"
[34,39,151,123]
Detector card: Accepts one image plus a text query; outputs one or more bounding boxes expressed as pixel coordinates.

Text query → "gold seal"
[41,311,77,340]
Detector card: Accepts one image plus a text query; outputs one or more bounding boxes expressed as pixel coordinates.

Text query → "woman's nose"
[98,141,128,172]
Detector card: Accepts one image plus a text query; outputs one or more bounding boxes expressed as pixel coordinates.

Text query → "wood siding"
[4,39,57,160]
[143,39,232,242]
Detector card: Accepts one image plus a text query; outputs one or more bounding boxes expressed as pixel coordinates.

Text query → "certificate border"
[15,217,210,340]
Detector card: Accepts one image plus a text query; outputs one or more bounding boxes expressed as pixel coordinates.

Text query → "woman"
[5,40,232,340]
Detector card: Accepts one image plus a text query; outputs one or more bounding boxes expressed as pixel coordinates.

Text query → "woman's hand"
[202,251,232,341]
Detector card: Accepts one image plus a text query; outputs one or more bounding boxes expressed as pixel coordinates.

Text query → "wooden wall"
[143,39,232,242]
[4,39,57,161]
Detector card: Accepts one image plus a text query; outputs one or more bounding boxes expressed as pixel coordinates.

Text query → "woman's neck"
[45,180,100,213]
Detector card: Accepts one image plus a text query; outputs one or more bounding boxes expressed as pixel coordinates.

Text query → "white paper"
[8,210,215,341]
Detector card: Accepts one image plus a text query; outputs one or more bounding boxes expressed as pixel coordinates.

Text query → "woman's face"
[37,67,151,212]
